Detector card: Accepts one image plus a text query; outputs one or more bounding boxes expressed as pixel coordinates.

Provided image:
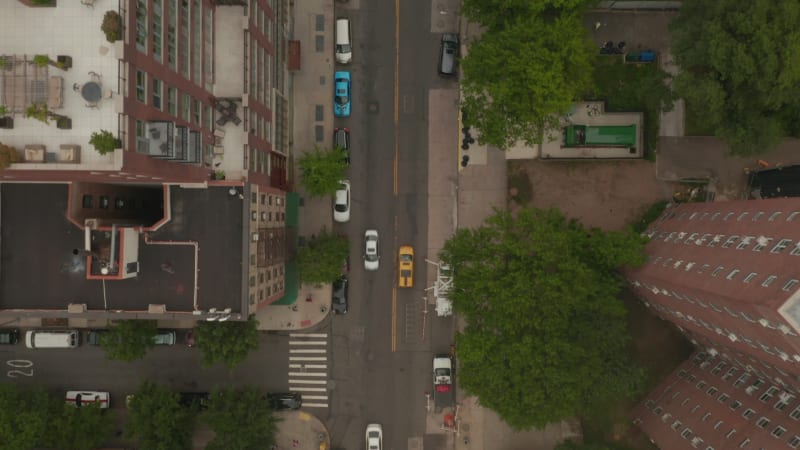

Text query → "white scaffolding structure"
[425,259,453,317]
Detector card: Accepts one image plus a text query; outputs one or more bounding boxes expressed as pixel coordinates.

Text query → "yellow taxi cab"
[398,245,414,288]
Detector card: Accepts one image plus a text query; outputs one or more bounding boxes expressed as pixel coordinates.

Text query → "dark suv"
[334,127,350,164]
[438,34,459,76]
[332,276,349,314]
[266,392,302,410]
[0,329,19,345]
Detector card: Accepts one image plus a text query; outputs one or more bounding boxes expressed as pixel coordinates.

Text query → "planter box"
[56,117,72,129]
[56,55,72,70]
[0,117,13,129]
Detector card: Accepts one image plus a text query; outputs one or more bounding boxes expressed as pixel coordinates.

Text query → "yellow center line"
[393,0,400,196]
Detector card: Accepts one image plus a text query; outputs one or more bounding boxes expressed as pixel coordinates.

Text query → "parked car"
[153,330,177,345]
[332,276,349,314]
[266,392,302,410]
[86,329,106,346]
[364,229,380,271]
[335,18,352,64]
[398,245,414,288]
[179,392,210,410]
[334,127,351,164]
[0,329,19,345]
[334,71,351,117]
[66,391,110,409]
[438,33,459,76]
[334,180,351,223]
[366,423,383,450]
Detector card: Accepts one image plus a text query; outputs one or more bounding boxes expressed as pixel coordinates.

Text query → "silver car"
[364,230,380,271]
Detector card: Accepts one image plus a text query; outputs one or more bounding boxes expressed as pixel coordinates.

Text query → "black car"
[0,329,19,345]
[334,127,350,164]
[179,392,210,410]
[266,392,302,410]
[438,33,459,76]
[332,276,348,314]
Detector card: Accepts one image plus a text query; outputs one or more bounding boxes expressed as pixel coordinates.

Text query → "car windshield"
[335,203,347,212]
[400,254,412,262]
[337,44,351,53]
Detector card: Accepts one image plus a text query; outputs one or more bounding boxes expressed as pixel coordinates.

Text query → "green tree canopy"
[460,14,595,149]
[670,0,800,155]
[203,386,279,450]
[47,402,116,450]
[125,381,195,450]
[101,319,158,361]
[440,208,646,429]
[463,0,597,30]
[297,229,349,285]
[195,315,260,369]
[298,147,348,197]
[0,384,59,450]
[556,440,633,450]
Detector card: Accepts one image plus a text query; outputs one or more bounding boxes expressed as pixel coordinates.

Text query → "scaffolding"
[425,259,453,317]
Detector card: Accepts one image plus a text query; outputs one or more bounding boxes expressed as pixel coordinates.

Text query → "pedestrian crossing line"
[288,371,326,377]
[290,333,328,338]
[289,340,328,346]
[289,356,327,361]
[288,378,327,384]
[304,403,329,408]
[289,348,327,353]
[289,364,327,369]
[302,395,328,400]
[290,386,327,392]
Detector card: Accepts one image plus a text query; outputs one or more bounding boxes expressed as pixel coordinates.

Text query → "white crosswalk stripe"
[288,333,329,409]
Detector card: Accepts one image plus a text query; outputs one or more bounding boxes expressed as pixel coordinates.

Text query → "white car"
[334,180,351,223]
[66,391,110,409]
[364,230,380,271]
[365,423,383,450]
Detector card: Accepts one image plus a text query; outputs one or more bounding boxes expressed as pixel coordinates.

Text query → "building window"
[711,362,726,375]
[167,0,178,70]
[181,93,191,122]
[726,269,740,280]
[760,386,779,402]
[671,420,683,431]
[697,380,707,390]
[711,212,721,220]
[722,235,739,248]
[685,232,700,244]
[722,367,737,381]
[791,405,800,420]
[737,236,754,250]
[136,70,146,102]
[192,99,201,124]
[712,266,725,277]
[771,426,787,438]
[717,393,730,403]
[792,244,800,256]
[788,211,800,221]
[775,396,792,411]
[152,78,162,110]
[734,373,751,388]
[152,0,163,62]
[681,428,693,439]
[762,275,778,287]
[752,211,765,221]
[743,272,758,283]
[737,438,750,448]
[755,416,770,429]
[742,408,756,419]
[730,400,742,410]
[753,237,772,251]
[136,0,148,53]
[725,429,736,439]
[698,264,711,274]
[789,436,800,449]
[167,87,177,115]
[724,212,735,220]
[702,412,711,421]
[783,279,799,291]
[706,386,718,396]
[737,212,749,221]
[771,238,792,253]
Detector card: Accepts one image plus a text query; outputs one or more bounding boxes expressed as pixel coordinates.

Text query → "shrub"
[90,130,119,155]
[0,143,20,170]
[32,55,49,67]
[101,11,122,43]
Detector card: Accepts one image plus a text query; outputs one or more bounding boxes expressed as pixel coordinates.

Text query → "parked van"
[25,330,80,349]
[335,18,352,64]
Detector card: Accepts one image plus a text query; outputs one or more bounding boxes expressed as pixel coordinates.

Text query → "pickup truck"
[433,354,454,410]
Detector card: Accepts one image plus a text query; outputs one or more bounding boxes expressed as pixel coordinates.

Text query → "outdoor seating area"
[0,55,49,114]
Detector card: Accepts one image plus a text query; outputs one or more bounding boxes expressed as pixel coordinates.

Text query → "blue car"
[334,71,351,117]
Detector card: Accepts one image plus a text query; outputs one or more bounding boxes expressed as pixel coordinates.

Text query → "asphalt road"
[329,0,457,448]
[0,332,291,403]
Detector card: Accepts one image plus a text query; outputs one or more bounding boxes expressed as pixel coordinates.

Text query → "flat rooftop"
[1,1,120,170]
[0,183,244,316]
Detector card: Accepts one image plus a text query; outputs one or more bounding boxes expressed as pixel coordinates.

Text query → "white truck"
[433,354,454,410]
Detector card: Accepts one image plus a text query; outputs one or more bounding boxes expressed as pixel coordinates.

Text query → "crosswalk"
[288,333,329,409]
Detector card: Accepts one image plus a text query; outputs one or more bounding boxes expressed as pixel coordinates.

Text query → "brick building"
[0,0,292,323]
[626,198,800,449]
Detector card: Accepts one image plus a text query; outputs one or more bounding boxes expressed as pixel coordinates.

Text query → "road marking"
[289,340,327,346]
[302,395,329,400]
[289,356,327,361]
[288,379,327,385]
[288,372,327,377]
[392,287,397,352]
[290,333,327,338]
[393,0,400,196]
[289,348,327,353]
[290,387,327,392]
[303,403,329,408]
[289,364,327,369]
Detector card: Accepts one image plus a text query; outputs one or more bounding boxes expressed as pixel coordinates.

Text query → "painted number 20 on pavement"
[6,359,33,378]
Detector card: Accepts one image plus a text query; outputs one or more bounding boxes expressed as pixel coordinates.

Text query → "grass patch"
[508,165,533,205]
[581,290,694,449]
[684,101,716,136]
[631,201,668,233]
[587,56,678,159]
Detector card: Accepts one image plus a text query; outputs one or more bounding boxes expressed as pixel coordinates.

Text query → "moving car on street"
[366,423,383,450]
[398,245,414,288]
[364,230,380,271]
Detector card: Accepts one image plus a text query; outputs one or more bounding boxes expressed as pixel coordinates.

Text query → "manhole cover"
[368,101,379,113]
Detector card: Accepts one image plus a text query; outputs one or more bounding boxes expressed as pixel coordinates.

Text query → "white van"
[335,18,352,64]
[25,330,80,349]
